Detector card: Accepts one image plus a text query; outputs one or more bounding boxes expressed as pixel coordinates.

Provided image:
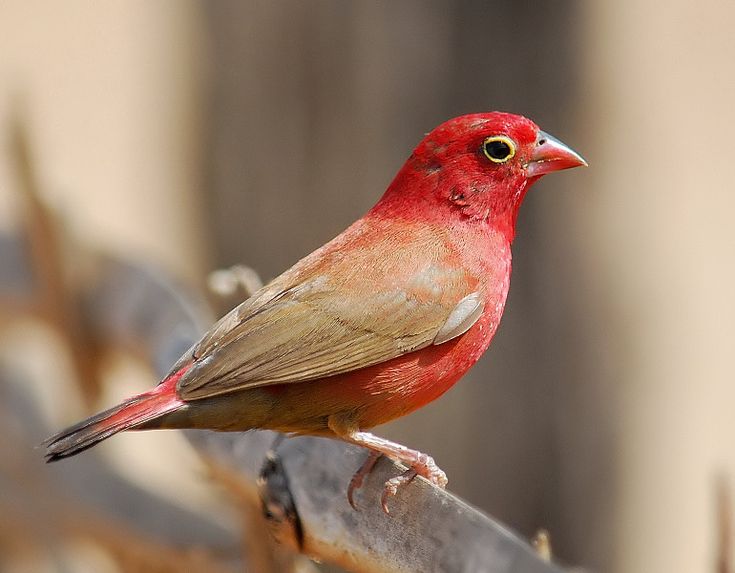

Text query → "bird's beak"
[526,131,587,178]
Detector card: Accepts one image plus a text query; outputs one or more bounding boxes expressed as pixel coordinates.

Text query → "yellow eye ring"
[482,135,516,163]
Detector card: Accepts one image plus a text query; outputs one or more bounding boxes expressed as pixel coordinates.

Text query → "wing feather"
[176,220,481,400]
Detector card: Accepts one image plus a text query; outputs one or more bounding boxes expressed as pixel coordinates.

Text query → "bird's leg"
[329,418,447,513]
[347,450,382,510]
[348,431,448,514]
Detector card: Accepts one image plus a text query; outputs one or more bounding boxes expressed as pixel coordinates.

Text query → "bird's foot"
[347,450,382,510]
[381,468,417,513]
[328,420,449,514]
[379,451,447,514]
[342,433,448,514]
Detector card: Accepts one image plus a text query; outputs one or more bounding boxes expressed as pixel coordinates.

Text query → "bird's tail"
[44,371,187,462]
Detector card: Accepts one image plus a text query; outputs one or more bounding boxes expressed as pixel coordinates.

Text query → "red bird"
[46,112,586,512]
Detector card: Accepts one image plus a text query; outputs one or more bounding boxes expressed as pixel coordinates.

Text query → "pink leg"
[347,450,382,510]
[335,426,448,514]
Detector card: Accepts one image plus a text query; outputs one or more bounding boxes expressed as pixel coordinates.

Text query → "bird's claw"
[380,452,448,513]
[343,435,448,514]
[380,468,417,513]
[411,451,448,489]
[347,450,382,510]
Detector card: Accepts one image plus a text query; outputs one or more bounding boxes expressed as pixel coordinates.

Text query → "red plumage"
[45,112,585,511]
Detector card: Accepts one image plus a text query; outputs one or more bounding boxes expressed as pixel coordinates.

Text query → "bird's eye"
[482,136,516,164]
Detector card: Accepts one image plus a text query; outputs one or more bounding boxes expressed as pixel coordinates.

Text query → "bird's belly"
[261,309,499,433]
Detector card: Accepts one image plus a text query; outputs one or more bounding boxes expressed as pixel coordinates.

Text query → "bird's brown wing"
[176,232,479,401]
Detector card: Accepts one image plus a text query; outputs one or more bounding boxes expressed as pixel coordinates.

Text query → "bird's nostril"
[537,138,547,146]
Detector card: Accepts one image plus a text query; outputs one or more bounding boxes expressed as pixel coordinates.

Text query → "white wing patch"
[433,291,484,345]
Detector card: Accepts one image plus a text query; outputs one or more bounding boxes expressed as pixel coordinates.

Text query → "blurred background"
[1,1,734,572]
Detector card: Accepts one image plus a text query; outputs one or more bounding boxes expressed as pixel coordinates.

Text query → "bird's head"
[379,112,586,240]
